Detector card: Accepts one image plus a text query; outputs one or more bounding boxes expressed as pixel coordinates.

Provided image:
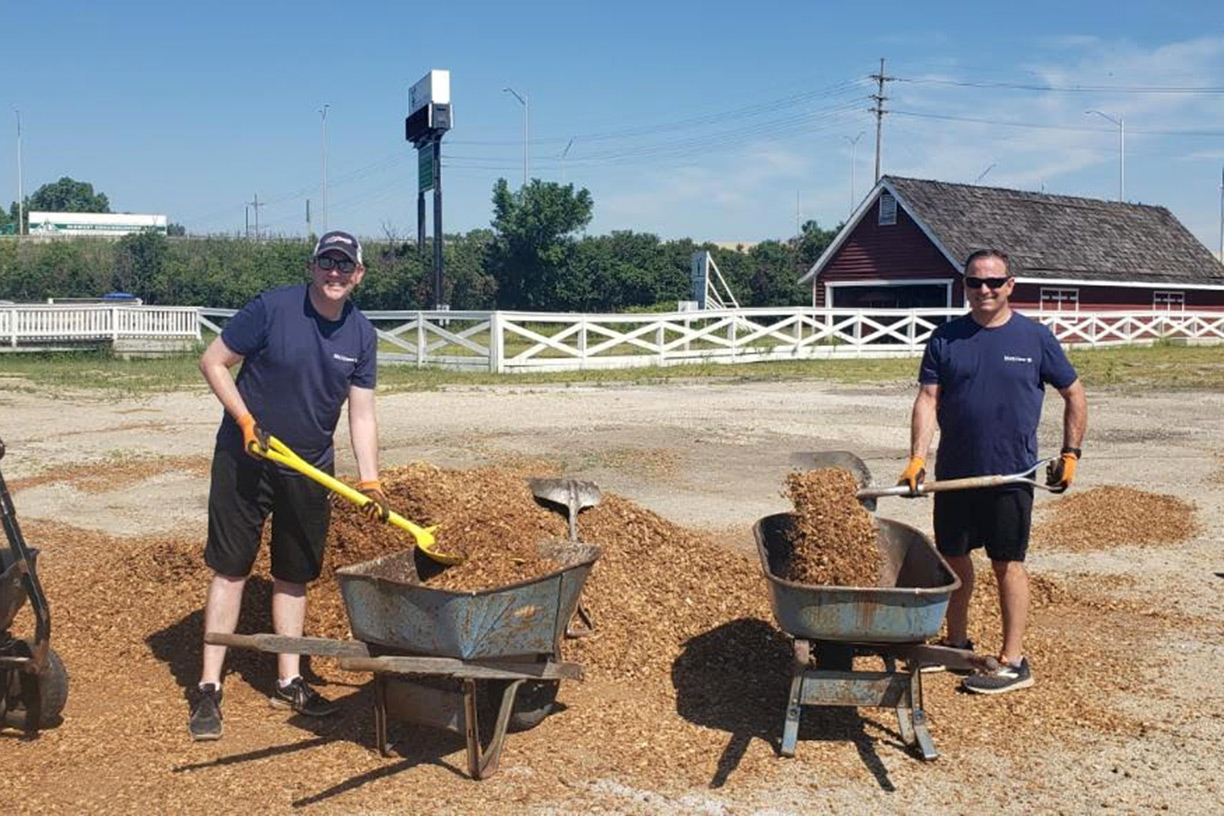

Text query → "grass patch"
[1,343,1220,396]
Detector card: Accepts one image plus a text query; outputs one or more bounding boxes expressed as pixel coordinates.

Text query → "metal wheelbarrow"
[208,538,600,779]
[0,438,70,733]
[755,512,991,761]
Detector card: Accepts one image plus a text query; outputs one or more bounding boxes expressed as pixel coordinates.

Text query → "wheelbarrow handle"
[858,459,1059,499]
[254,435,464,566]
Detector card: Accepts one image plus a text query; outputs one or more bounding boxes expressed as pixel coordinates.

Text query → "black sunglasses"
[964,276,1011,290]
[315,256,356,273]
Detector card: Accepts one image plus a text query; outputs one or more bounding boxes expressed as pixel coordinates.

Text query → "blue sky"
[2,1,1222,250]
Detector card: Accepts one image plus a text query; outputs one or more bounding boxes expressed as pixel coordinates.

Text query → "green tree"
[487,179,593,310]
[113,232,168,302]
[27,177,111,213]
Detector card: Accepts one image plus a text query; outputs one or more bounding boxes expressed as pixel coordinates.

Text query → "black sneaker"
[919,639,976,674]
[270,677,338,717]
[189,684,223,741]
[962,657,1034,695]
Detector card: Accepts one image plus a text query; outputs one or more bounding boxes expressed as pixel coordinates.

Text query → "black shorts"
[933,485,1034,563]
[204,444,331,583]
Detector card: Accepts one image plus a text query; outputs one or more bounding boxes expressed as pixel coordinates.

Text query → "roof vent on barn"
[878,192,897,225]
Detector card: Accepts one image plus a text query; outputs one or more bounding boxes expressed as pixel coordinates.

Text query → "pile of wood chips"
[778,468,881,587]
[5,457,1186,811]
[1033,485,1199,551]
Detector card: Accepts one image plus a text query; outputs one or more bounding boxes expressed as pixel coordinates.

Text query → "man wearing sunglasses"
[189,230,390,740]
[900,248,1088,695]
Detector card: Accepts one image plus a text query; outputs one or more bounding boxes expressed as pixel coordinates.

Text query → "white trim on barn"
[798,179,963,286]
[1039,287,1080,312]
[1013,276,1224,291]
[824,278,954,309]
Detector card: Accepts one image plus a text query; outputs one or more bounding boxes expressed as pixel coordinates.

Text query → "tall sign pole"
[406,69,452,309]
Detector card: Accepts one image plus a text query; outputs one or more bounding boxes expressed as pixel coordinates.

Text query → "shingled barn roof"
[883,176,1223,285]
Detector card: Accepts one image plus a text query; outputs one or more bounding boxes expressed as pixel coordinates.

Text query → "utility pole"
[319,104,330,231]
[1219,166,1223,264]
[795,190,801,237]
[306,198,311,239]
[869,58,892,183]
[248,194,263,240]
[244,205,250,240]
[14,108,23,236]
[845,131,865,211]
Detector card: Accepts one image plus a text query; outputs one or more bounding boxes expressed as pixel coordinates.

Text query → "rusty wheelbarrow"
[208,538,600,779]
[755,512,992,761]
[0,438,70,733]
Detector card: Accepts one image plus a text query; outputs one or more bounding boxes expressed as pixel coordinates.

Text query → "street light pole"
[1086,109,1124,202]
[503,87,528,188]
[319,104,330,232]
[15,108,23,236]
[845,131,865,212]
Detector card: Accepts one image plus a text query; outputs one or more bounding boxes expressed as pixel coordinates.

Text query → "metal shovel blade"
[528,478,602,542]
[802,451,877,512]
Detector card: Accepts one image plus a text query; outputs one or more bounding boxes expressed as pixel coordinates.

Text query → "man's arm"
[910,383,940,460]
[347,385,380,483]
[899,382,939,491]
[1058,378,1087,450]
[199,336,250,421]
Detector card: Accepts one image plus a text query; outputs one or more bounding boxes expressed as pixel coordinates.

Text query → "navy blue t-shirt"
[216,284,377,467]
[918,313,1077,480]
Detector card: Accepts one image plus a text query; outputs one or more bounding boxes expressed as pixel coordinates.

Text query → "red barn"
[800,176,1224,312]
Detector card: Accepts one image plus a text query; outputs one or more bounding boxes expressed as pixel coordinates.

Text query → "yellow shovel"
[250,433,464,566]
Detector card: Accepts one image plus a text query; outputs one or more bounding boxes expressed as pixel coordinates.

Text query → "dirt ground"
[1,378,1222,814]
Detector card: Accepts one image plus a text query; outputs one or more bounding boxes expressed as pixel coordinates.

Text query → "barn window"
[1040,287,1079,312]
[1153,290,1185,311]
[878,193,897,226]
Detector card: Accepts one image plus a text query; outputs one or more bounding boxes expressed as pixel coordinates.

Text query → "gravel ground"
[1,378,1221,814]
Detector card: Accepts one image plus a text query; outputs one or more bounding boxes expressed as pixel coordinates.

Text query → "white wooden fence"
[1,304,200,348]
[6,304,1224,371]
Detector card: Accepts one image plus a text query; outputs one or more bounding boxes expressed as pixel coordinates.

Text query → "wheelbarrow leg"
[884,655,918,748]
[463,678,526,780]
[374,674,391,757]
[781,639,810,758]
[906,662,937,761]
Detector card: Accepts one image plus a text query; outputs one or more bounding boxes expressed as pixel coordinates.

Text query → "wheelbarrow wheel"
[507,680,558,732]
[2,644,69,730]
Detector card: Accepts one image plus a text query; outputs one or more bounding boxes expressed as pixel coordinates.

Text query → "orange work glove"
[357,479,390,523]
[235,413,265,459]
[898,456,926,495]
[1046,450,1079,493]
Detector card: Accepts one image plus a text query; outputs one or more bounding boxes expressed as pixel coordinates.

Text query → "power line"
[891,109,1224,137]
[894,76,1224,94]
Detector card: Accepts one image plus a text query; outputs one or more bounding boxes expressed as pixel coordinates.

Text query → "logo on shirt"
[1003,355,1033,364]
[333,353,358,363]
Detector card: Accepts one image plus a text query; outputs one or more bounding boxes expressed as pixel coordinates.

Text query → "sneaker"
[188,684,223,741]
[270,676,338,717]
[962,657,1034,695]
[919,639,976,674]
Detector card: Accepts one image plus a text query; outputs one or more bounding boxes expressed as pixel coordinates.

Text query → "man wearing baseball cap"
[189,230,390,740]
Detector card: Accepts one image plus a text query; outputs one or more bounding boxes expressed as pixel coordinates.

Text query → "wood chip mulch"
[777,468,880,586]
[1032,485,1199,551]
[0,463,1204,813]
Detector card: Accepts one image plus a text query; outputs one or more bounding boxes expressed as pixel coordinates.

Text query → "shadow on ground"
[671,617,905,791]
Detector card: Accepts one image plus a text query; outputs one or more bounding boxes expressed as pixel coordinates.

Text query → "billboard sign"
[418,149,435,191]
[27,212,167,236]
[408,70,450,116]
